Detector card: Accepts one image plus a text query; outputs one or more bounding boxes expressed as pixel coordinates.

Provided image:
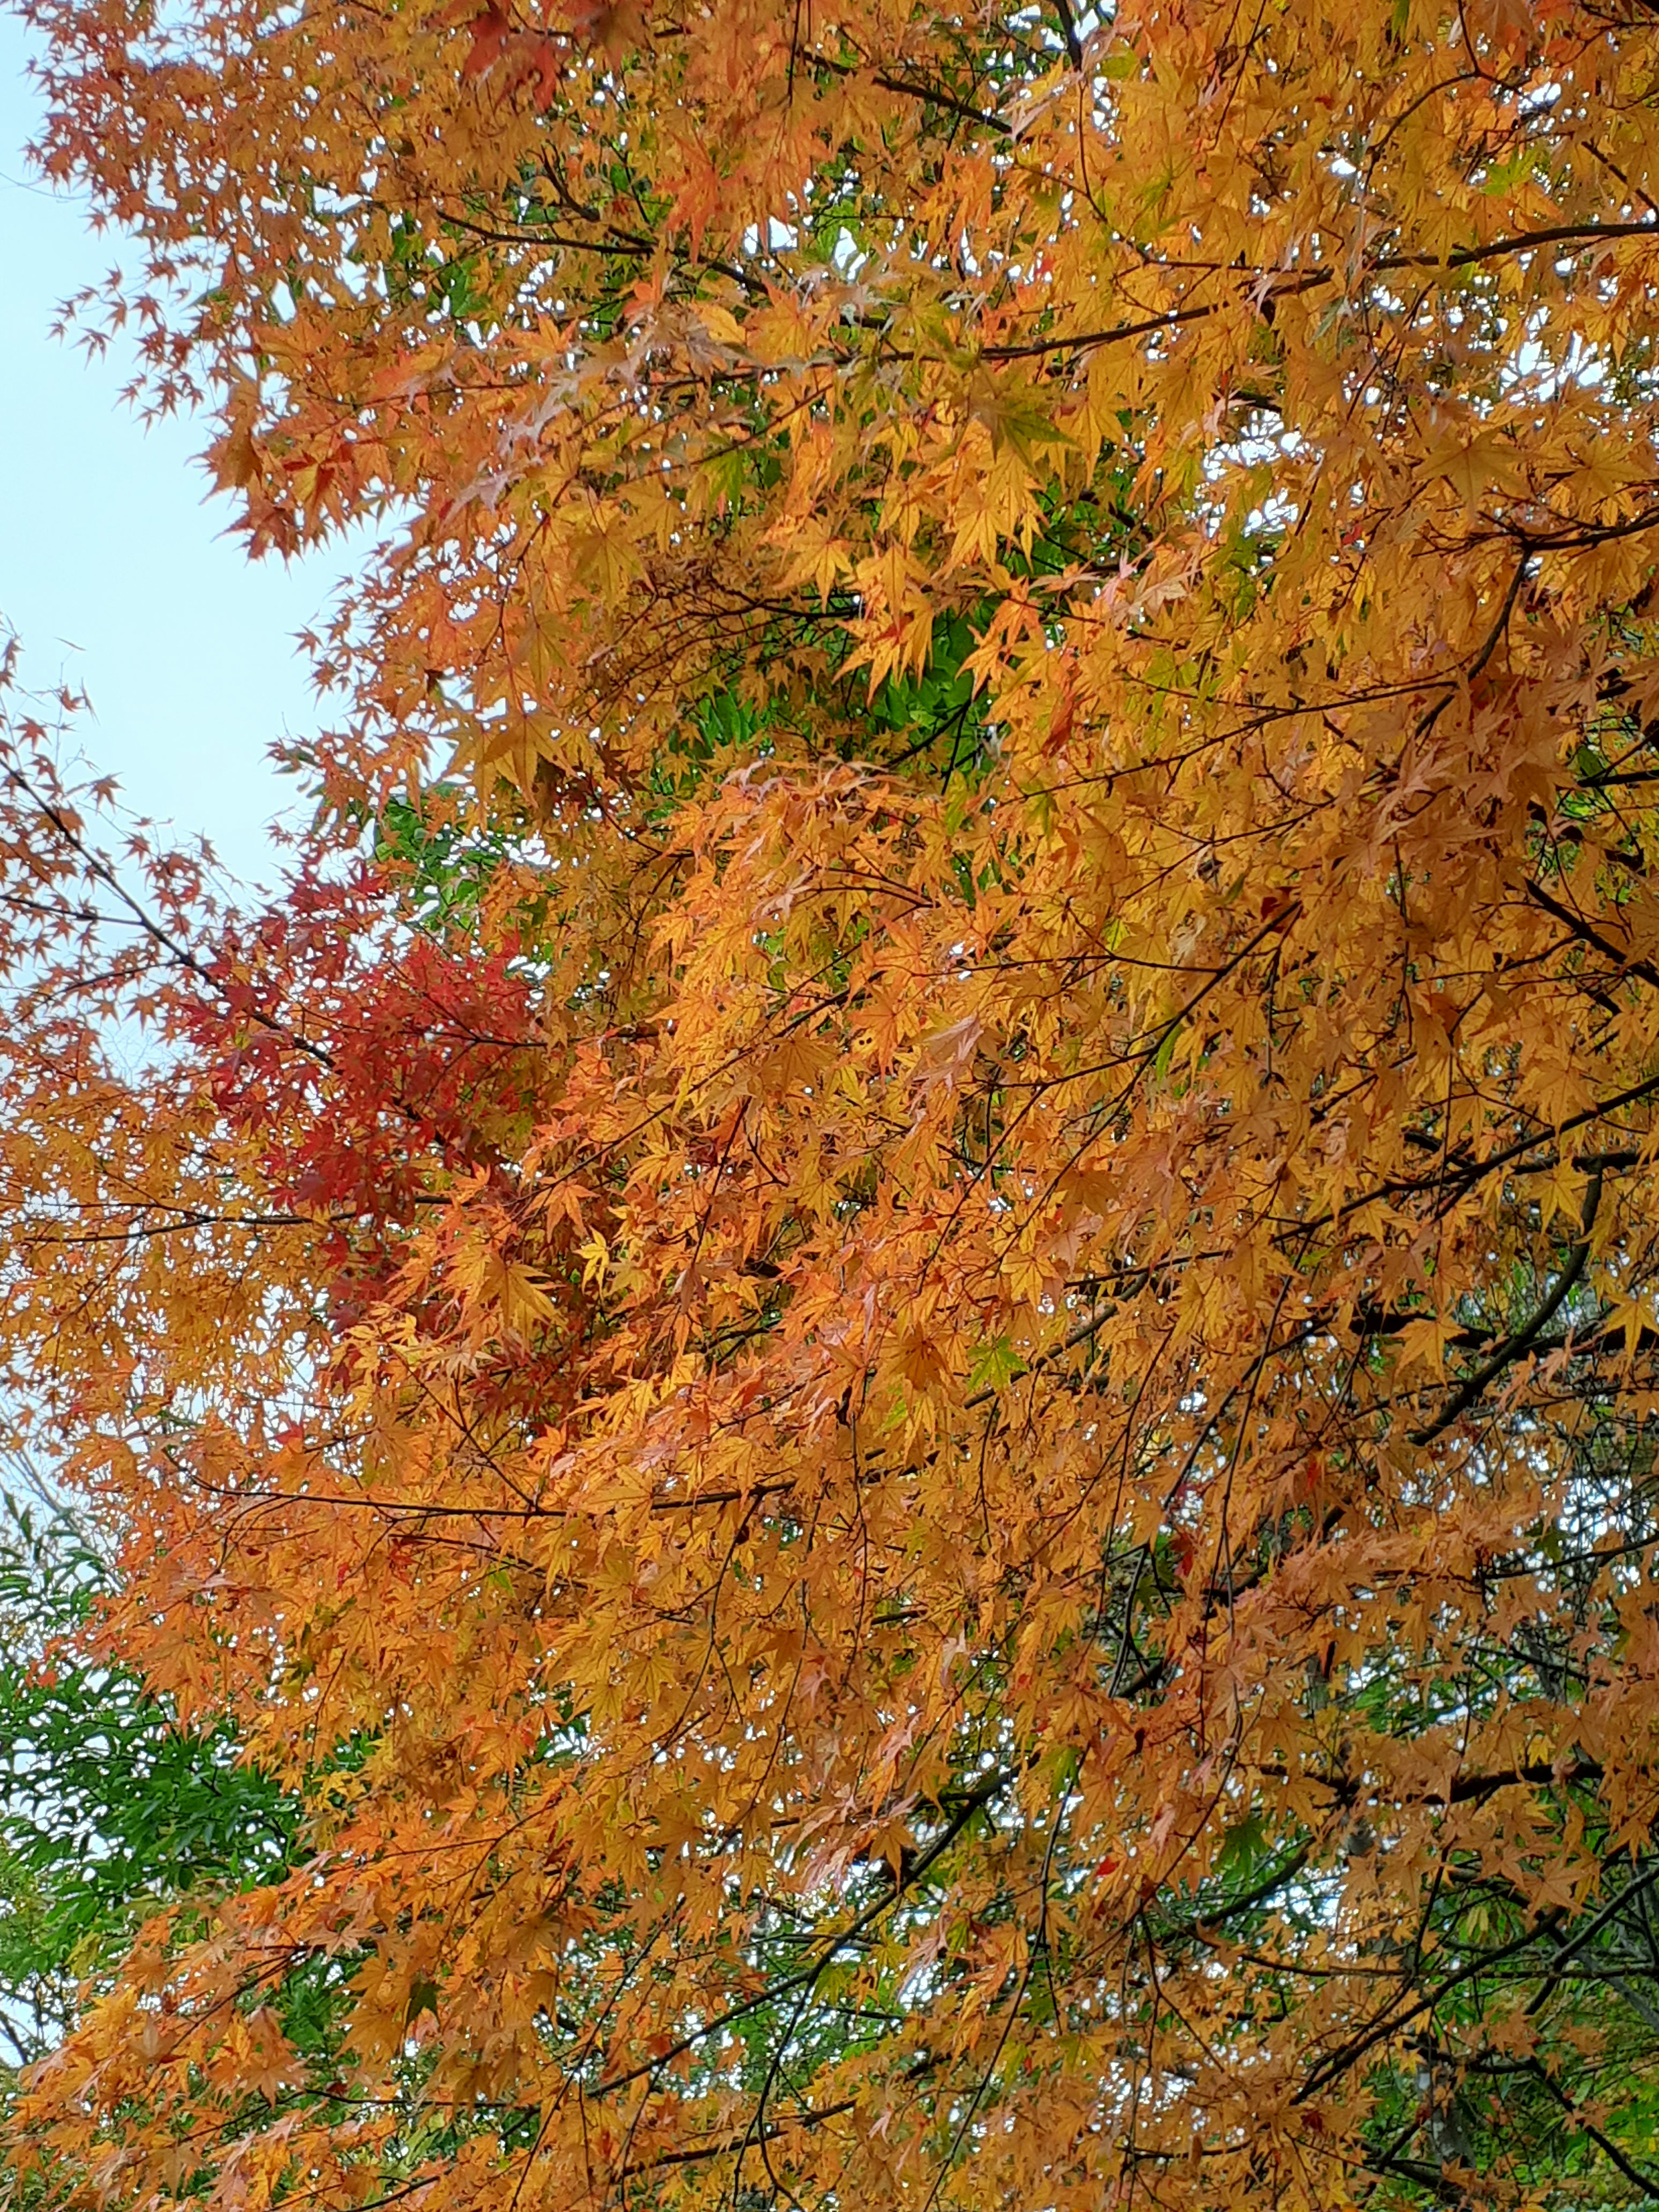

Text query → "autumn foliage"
[8,0,1659,2202]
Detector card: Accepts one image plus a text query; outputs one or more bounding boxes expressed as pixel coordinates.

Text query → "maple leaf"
[460,2,514,80]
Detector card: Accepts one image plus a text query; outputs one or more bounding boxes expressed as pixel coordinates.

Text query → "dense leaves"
[0,1494,292,2073]
[10,0,1659,2206]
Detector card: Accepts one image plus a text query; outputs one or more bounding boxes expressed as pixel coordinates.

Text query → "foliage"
[9,0,1659,2208]
[0,1492,293,2073]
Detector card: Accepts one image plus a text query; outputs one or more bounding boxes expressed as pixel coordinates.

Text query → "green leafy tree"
[0,1491,292,2075]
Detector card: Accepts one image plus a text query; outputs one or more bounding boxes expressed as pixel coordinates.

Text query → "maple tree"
[10,0,1659,2202]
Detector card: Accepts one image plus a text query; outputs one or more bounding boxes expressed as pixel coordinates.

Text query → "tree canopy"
[9,0,1659,2205]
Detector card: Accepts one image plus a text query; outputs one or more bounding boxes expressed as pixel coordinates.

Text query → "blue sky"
[2,19,359,888]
